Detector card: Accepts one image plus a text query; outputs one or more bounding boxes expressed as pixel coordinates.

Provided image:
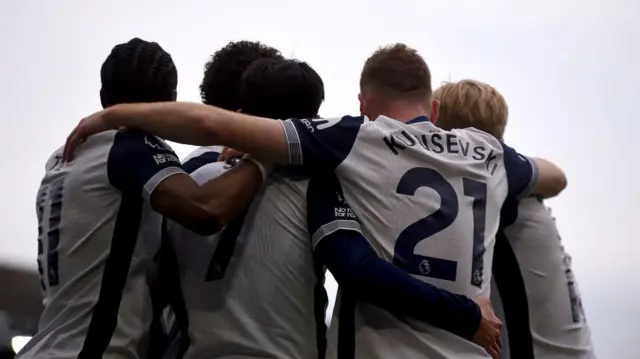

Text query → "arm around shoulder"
[531,158,567,198]
[150,159,265,235]
[107,130,264,235]
[105,102,291,164]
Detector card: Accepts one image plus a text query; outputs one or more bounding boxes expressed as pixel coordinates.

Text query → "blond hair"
[433,80,508,139]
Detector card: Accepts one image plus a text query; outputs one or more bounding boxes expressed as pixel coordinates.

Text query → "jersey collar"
[405,115,430,125]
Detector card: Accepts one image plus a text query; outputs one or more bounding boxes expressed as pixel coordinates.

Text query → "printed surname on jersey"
[383,131,500,175]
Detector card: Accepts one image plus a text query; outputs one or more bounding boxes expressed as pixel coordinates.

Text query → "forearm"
[317,232,481,339]
[105,102,218,146]
[198,160,264,225]
[105,102,291,164]
[532,157,567,198]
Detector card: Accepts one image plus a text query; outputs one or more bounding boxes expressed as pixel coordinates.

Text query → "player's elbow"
[188,204,226,235]
[533,158,568,198]
[164,202,225,236]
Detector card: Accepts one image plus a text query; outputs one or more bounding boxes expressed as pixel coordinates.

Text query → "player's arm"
[530,157,567,198]
[65,102,363,171]
[307,174,482,340]
[107,130,265,235]
[501,143,567,199]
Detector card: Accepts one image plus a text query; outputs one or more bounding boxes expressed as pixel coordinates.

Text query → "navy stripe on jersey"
[76,191,142,359]
[156,225,190,359]
[147,234,171,359]
[493,199,534,359]
[499,142,539,201]
[77,131,183,358]
[281,116,364,170]
[182,151,220,174]
[312,253,328,359]
[337,292,357,359]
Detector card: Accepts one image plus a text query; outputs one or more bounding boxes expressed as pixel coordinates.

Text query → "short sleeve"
[306,172,363,249]
[500,142,539,200]
[280,116,365,170]
[107,130,186,202]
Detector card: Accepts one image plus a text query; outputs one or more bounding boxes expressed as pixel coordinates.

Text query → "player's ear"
[430,98,440,124]
[358,93,365,116]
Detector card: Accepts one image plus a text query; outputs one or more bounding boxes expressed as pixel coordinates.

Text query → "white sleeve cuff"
[311,219,363,250]
[280,119,303,165]
[142,166,186,203]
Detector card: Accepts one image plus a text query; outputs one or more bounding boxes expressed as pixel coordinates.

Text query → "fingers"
[63,122,84,162]
[488,346,500,359]
[218,147,246,162]
[491,343,502,358]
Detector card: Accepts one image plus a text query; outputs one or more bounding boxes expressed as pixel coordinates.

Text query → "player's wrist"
[243,154,272,182]
[468,300,483,339]
[105,104,131,129]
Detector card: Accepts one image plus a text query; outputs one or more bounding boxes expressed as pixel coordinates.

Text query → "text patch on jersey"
[299,117,341,133]
[153,153,180,165]
[334,192,357,220]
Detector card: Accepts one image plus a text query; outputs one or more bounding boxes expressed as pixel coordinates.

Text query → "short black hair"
[239,58,324,119]
[200,41,283,110]
[100,38,177,108]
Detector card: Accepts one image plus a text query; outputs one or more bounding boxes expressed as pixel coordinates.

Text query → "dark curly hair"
[200,41,283,110]
[239,58,324,119]
[100,38,177,108]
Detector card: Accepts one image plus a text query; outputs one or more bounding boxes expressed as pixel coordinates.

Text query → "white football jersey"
[19,130,185,359]
[166,163,326,359]
[181,146,224,174]
[492,197,596,359]
[281,115,538,359]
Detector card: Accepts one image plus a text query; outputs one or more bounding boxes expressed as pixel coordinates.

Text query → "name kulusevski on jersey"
[280,115,538,359]
[20,130,185,359]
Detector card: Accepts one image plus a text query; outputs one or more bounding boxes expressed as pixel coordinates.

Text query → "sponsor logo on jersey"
[299,117,341,132]
[312,117,341,130]
[145,136,172,151]
[153,153,180,165]
[334,206,357,220]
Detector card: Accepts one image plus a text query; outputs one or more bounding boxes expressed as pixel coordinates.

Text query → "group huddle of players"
[19,37,596,359]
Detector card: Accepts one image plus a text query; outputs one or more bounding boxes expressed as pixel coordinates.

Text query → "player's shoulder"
[190,160,233,185]
[291,115,368,133]
[45,147,64,171]
[182,146,223,164]
[449,127,504,151]
[111,129,175,152]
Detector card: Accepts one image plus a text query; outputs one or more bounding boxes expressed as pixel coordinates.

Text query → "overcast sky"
[1,0,638,357]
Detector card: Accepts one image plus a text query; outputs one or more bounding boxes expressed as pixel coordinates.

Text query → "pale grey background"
[1,1,638,358]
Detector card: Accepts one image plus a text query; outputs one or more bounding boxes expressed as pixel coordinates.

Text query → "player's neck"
[378,104,430,123]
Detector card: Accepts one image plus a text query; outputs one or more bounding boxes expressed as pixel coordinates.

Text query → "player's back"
[283,115,537,358]
[168,165,325,359]
[492,197,596,359]
[20,131,167,359]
